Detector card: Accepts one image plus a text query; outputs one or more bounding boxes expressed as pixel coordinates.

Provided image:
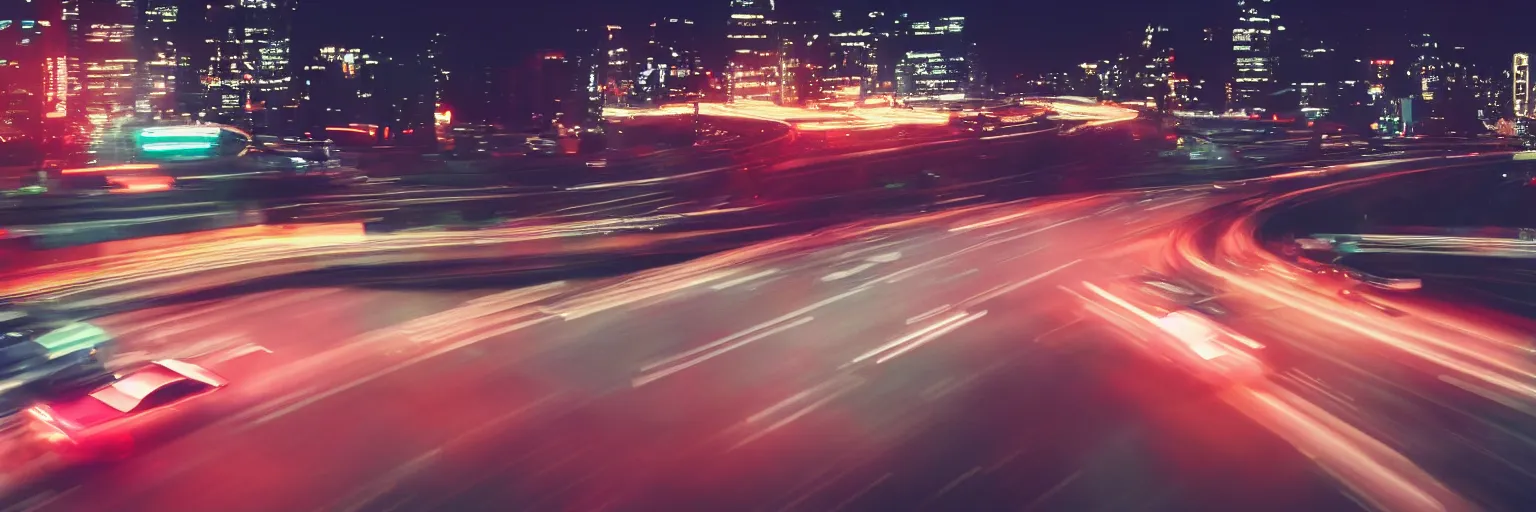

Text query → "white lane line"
[876,310,989,364]
[250,315,556,426]
[1145,194,1208,211]
[958,259,1081,308]
[730,380,860,450]
[978,127,1056,141]
[1022,470,1083,511]
[906,304,952,325]
[633,316,815,387]
[201,343,272,365]
[828,473,893,512]
[642,287,865,372]
[991,217,1087,245]
[849,312,971,366]
[928,467,983,501]
[550,270,742,320]
[408,309,543,345]
[1,486,78,512]
[710,269,780,290]
[822,263,876,282]
[748,376,861,423]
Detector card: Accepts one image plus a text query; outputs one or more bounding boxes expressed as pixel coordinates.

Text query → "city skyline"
[6,0,1536,142]
[303,0,1536,76]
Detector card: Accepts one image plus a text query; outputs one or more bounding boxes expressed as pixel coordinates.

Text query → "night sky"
[299,0,1536,78]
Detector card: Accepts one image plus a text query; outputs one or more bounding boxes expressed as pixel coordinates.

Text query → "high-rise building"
[138,0,178,119]
[725,0,777,101]
[508,49,574,129]
[1231,0,1276,111]
[774,19,828,105]
[635,18,704,104]
[896,16,968,99]
[202,0,295,133]
[1514,53,1530,118]
[298,46,380,134]
[0,0,68,141]
[77,0,137,125]
[827,10,902,97]
[1137,25,1174,107]
[596,24,633,107]
[1409,33,1442,103]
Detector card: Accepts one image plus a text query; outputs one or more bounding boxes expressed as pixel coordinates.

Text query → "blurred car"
[25,359,226,460]
[1290,259,1414,316]
[0,312,116,418]
[244,136,366,185]
[526,136,560,156]
[1160,134,1241,162]
[1131,273,1229,317]
[1076,277,1267,386]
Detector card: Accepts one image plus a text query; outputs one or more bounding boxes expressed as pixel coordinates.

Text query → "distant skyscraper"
[0,0,68,139]
[600,24,633,107]
[725,0,777,101]
[896,16,968,99]
[1138,25,1173,106]
[76,0,138,125]
[1231,0,1276,110]
[1514,53,1530,118]
[139,0,178,119]
[203,0,295,133]
[774,19,829,105]
[299,46,381,133]
[1409,33,1442,103]
[644,18,703,103]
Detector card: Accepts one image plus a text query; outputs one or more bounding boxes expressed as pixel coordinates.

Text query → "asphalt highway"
[0,155,1476,511]
[7,139,1536,510]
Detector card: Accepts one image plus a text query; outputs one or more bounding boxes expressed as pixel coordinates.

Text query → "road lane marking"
[250,315,555,426]
[828,473,893,512]
[748,376,865,424]
[957,259,1081,308]
[906,304,952,325]
[822,263,876,282]
[876,310,989,364]
[0,486,79,512]
[633,316,815,387]
[978,127,1056,141]
[710,269,780,290]
[1022,470,1083,511]
[991,217,1087,245]
[730,380,860,450]
[849,312,970,365]
[926,467,982,502]
[201,343,272,365]
[642,287,865,372]
[548,269,742,320]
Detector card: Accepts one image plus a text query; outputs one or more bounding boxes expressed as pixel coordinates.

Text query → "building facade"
[725,0,777,101]
[1231,0,1276,111]
[201,0,295,133]
[138,0,178,119]
[1515,53,1530,118]
[896,16,967,99]
[633,18,704,105]
[0,0,68,141]
[77,0,137,128]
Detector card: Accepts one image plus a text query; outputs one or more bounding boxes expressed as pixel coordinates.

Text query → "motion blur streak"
[1224,385,1469,512]
[607,100,951,130]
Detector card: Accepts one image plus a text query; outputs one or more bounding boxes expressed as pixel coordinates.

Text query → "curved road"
[6,153,1536,511]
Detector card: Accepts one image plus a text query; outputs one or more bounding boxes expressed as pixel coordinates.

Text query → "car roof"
[90,364,194,413]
